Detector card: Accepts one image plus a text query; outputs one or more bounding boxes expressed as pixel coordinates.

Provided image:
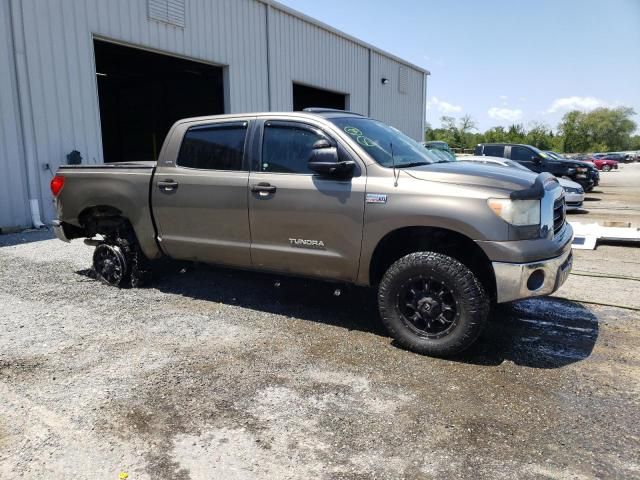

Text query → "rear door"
[152,119,252,267]
[247,119,366,282]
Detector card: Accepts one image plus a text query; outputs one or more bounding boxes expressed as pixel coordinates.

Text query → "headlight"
[487,198,541,226]
[576,167,587,173]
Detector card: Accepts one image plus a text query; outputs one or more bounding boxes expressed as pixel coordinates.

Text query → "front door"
[511,145,541,172]
[248,120,366,282]
[152,120,252,266]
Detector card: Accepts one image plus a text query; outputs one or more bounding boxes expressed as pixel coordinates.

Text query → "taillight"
[50,175,65,197]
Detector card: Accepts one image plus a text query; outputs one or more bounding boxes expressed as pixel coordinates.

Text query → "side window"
[511,146,533,161]
[177,123,247,170]
[261,124,324,174]
[482,145,505,157]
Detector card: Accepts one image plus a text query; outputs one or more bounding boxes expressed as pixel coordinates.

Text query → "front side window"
[177,123,247,170]
[511,146,534,161]
[261,124,324,174]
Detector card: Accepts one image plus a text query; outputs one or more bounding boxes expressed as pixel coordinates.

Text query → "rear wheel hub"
[93,243,128,287]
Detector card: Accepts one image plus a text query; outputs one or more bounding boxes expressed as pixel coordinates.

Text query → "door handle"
[158,179,178,192]
[251,182,277,195]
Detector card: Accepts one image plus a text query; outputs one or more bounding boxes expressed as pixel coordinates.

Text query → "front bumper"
[51,220,70,243]
[564,191,585,210]
[492,248,573,303]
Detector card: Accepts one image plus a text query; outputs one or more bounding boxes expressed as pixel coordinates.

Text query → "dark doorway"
[94,39,225,163]
[292,83,347,111]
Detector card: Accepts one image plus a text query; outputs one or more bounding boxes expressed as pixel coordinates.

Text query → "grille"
[553,197,566,235]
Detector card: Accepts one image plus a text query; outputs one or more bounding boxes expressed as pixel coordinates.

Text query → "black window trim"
[255,119,334,176]
[175,120,251,172]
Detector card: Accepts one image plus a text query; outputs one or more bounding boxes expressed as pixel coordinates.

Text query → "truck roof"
[173,109,366,125]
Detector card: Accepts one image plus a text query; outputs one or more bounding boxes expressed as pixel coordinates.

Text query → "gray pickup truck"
[51,109,573,356]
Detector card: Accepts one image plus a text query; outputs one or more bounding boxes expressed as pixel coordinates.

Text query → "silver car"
[460,155,585,210]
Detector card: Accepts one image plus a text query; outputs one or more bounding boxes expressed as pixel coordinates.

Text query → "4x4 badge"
[366,193,387,204]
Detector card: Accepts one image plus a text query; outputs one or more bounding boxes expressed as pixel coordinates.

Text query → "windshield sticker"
[344,126,362,136]
[357,136,376,147]
[344,126,377,147]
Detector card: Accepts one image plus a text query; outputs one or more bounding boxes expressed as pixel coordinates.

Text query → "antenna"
[390,142,400,187]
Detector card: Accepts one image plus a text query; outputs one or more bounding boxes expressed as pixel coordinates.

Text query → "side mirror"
[308,139,355,177]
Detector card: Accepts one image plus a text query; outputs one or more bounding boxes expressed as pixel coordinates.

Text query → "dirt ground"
[1,165,639,480]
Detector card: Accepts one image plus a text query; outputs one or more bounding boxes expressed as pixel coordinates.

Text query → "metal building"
[0,0,428,230]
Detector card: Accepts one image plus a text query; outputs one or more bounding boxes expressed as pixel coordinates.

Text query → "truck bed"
[54,162,160,259]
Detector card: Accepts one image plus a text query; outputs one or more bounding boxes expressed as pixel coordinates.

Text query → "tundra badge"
[366,193,388,204]
[289,238,326,249]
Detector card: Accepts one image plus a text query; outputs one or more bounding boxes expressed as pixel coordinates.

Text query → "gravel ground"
[1,167,639,479]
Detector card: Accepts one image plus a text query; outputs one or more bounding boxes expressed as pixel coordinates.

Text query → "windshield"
[330,117,442,167]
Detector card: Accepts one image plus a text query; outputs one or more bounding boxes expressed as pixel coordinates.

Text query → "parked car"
[422,141,456,162]
[603,153,628,163]
[461,155,585,210]
[547,151,617,172]
[474,143,598,191]
[51,109,573,357]
[581,156,618,172]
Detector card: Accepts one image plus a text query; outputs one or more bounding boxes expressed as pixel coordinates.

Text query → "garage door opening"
[293,83,347,112]
[94,39,225,163]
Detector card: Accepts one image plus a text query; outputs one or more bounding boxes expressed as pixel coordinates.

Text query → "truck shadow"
[84,263,598,369]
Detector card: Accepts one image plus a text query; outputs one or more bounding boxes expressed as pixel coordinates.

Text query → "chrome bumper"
[493,248,573,303]
[51,220,70,243]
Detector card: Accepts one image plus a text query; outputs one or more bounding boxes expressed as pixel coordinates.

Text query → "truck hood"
[404,162,539,192]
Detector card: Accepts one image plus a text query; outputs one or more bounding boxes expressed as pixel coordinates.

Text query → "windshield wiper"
[396,161,433,168]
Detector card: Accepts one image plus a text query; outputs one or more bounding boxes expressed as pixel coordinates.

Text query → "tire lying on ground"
[377,251,489,357]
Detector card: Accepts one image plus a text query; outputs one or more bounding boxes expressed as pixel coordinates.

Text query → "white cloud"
[499,95,508,101]
[545,96,610,114]
[487,107,523,122]
[427,96,463,114]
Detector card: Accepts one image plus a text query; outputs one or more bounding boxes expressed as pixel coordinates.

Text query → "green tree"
[558,107,637,152]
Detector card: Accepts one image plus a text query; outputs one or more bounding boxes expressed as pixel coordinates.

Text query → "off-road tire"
[377,252,489,357]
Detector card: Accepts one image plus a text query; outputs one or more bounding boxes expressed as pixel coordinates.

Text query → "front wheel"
[377,252,489,357]
[602,164,611,172]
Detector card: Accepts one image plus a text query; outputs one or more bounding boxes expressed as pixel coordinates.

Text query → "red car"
[583,155,619,172]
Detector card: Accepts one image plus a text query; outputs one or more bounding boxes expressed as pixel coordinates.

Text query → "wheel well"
[369,226,496,300]
[77,206,130,238]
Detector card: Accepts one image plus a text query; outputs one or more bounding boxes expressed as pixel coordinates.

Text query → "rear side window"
[482,145,505,157]
[177,123,247,170]
[511,146,534,161]
[261,124,324,174]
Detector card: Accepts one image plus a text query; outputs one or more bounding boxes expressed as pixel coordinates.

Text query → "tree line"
[424,107,640,153]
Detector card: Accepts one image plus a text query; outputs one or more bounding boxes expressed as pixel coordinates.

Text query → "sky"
[277,0,640,132]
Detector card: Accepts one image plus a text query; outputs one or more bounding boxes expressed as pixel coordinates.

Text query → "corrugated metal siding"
[12,0,269,222]
[2,0,425,226]
[370,51,425,140]
[0,0,30,229]
[268,8,369,114]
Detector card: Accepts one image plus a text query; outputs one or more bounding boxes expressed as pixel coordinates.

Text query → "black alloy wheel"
[93,243,129,287]
[397,276,459,339]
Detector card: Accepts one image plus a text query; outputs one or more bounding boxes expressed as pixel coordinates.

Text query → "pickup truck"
[474,143,599,192]
[51,109,573,357]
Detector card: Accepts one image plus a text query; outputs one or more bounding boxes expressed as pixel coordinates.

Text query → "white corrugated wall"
[267,7,370,114]
[370,51,426,140]
[0,0,30,229]
[0,0,426,227]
